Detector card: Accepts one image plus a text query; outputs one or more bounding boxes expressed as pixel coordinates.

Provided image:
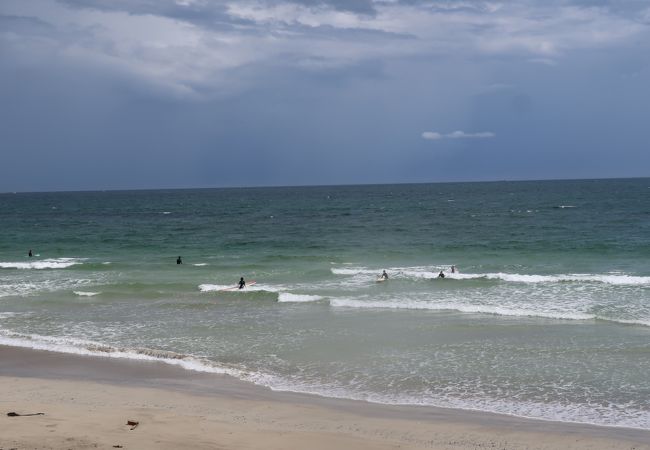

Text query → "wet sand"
[1,345,648,449]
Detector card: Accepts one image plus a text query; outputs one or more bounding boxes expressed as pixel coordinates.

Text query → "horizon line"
[2,175,648,195]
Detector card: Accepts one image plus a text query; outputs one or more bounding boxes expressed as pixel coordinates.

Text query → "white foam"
[480,272,650,285]
[73,291,101,297]
[277,293,324,303]
[198,283,232,292]
[452,271,650,286]
[329,298,596,321]
[0,278,97,298]
[0,331,245,378]
[0,312,19,319]
[0,258,83,270]
[332,266,650,286]
[331,267,376,275]
[419,271,650,285]
[597,317,650,327]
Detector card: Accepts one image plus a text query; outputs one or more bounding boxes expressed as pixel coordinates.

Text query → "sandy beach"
[1,345,648,450]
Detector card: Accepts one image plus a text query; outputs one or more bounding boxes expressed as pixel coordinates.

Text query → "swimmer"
[438,271,445,278]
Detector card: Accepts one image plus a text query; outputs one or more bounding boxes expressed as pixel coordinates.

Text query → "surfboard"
[218,281,256,292]
[220,281,256,292]
[376,277,387,283]
[221,281,257,291]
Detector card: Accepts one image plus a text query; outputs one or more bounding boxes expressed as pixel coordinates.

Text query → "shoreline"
[1,345,649,449]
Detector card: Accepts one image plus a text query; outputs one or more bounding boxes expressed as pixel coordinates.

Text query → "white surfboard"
[220,281,257,291]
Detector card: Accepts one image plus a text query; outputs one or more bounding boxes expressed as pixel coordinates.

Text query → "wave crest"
[278,293,324,303]
[331,266,650,286]
[73,291,101,297]
[0,258,84,270]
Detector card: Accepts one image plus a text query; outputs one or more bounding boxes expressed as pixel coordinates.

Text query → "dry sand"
[1,345,648,450]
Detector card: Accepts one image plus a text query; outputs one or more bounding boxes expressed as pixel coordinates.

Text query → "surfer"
[28,249,33,257]
[238,277,246,290]
[451,265,456,274]
[176,256,182,264]
[380,270,388,280]
[438,271,445,279]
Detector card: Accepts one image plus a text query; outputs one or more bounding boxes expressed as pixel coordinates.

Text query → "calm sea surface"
[1,179,649,428]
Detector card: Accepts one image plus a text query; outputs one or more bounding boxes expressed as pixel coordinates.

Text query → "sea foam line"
[0,258,84,270]
[329,297,650,327]
[0,312,20,319]
[0,278,97,298]
[331,267,650,286]
[329,298,596,321]
[277,293,324,303]
[470,272,650,285]
[0,331,244,378]
[198,284,233,292]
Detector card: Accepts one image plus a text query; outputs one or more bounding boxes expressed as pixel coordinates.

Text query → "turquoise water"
[1,179,649,428]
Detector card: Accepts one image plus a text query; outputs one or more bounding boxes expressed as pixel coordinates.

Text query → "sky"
[1,0,649,192]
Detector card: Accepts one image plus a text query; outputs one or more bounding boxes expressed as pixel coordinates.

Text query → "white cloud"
[422,131,495,140]
[421,131,443,140]
[1,0,648,99]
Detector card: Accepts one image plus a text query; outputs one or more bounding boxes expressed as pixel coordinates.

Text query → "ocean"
[1,178,649,429]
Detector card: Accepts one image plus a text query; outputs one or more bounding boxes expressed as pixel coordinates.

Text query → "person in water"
[176,256,182,264]
[380,270,388,280]
[438,271,445,278]
[28,249,33,257]
[451,265,456,274]
[238,277,246,289]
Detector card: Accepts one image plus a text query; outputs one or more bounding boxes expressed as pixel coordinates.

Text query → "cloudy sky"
[1,0,649,191]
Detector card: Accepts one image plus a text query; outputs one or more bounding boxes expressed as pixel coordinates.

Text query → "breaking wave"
[73,291,101,297]
[331,266,650,286]
[0,258,84,270]
[277,293,324,303]
[328,297,649,327]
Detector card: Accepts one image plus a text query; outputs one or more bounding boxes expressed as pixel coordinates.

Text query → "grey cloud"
[2,0,650,192]
[0,15,57,36]
[277,0,376,14]
[56,0,377,27]
[57,0,239,30]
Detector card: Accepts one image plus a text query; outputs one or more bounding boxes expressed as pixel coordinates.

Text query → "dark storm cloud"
[1,0,649,191]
